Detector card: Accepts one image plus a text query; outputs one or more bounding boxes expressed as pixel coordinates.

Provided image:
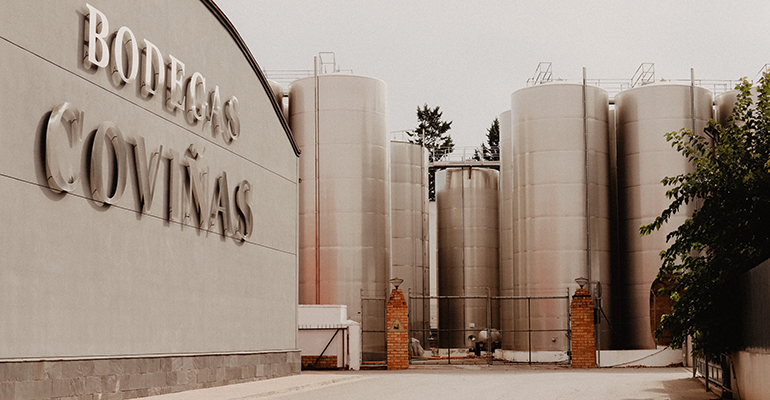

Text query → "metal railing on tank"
[428,146,500,169]
[631,62,656,88]
[523,61,749,102]
[263,51,354,94]
[527,62,553,86]
[664,79,742,97]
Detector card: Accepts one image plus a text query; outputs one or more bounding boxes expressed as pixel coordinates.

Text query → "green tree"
[407,104,454,200]
[473,117,500,161]
[641,74,770,358]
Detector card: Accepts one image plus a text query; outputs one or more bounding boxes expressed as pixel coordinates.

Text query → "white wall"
[297,305,361,370]
[733,350,770,400]
[597,348,685,368]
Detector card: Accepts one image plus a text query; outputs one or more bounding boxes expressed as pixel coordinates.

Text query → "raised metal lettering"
[185,72,207,124]
[166,55,186,112]
[209,172,232,235]
[184,159,208,228]
[167,148,180,222]
[224,96,240,143]
[234,180,253,240]
[205,85,223,138]
[84,4,109,69]
[140,39,165,98]
[110,26,139,85]
[90,122,127,205]
[128,136,162,213]
[45,103,84,193]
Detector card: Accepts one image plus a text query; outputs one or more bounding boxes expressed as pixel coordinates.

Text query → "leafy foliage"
[407,104,454,200]
[641,74,770,357]
[473,117,500,161]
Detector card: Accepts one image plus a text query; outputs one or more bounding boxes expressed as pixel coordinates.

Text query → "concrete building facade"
[0,1,300,398]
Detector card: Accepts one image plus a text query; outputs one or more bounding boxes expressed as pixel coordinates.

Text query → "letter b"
[84,3,109,69]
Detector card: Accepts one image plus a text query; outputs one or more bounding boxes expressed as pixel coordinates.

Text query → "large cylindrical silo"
[716,90,739,125]
[437,167,499,348]
[390,140,430,346]
[614,84,712,349]
[511,83,612,352]
[289,74,390,360]
[497,110,515,349]
[268,80,284,117]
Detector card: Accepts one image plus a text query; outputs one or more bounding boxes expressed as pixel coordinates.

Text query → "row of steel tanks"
[284,70,724,360]
[497,82,714,351]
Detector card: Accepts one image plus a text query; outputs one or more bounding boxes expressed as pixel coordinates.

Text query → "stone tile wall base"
[0,351,300,400]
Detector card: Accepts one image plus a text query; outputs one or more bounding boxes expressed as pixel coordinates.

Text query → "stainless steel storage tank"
[497,110,515,349]
[614,83,712,349]
[436,167,499,348]
[429,200,438,332]
[268,80,284,115]
[511,83,612,352]
[390,140,430,346]
[288,74,390,360]
[716,90,740,125]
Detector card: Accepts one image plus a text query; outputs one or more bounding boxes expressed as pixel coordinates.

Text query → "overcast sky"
[216,0,770,149]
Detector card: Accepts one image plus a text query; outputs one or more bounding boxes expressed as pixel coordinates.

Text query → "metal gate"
[694,355,729,394]
[360,290,387,366]
[408,293,571,365]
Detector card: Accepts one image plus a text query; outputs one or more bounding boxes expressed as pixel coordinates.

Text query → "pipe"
[314,56,321,304]
[690,68,696,134]
[461,167,467,350]
[582,67,591,284]
[296,156,300,350]
[690,68,699,214]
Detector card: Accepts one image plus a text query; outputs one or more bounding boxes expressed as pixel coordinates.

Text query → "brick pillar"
[387,288,409,370]
[570,288,596,368]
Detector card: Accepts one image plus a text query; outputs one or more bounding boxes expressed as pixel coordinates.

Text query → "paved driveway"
[273,366,716,400]
[149,365,718,400]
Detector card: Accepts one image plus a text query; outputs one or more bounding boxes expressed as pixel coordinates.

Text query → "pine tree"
[407,104,453,200]
[473,117,500,161]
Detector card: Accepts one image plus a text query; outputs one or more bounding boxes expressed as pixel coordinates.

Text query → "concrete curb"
[146,373,367,400]
[230,375,367,399]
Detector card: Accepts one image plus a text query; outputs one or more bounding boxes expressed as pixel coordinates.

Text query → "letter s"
[234,180,253,240]
[224,96,240,143]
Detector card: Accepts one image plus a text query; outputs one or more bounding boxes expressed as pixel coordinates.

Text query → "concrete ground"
[147,365,718,400]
